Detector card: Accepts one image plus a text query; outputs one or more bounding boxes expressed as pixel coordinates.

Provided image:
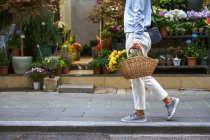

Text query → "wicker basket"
[119,48,158,79]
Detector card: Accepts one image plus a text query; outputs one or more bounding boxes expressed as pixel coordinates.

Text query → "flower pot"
[35,45,52,57]
[48,69,55,78]
[55,67,62,76]
[102,67,110,74]
[10,48,20,56]
[186,0,203,12]
[0,66,9,75]
[33,82,41,90]
[173,58,181,66]
[200,58,208,66]
[62,66,70,74]
[93,68,101,75]
[12,56,32,74]
[187,57,197,66]
[160,27,168,36]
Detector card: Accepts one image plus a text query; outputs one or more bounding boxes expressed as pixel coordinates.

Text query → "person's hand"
[131,41,142,49]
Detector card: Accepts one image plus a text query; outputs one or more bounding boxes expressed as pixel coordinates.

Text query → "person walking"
[121,0,179,123]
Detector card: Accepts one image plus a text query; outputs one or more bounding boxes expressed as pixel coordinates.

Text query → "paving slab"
[59,84,94,93]
[0,90,209,134]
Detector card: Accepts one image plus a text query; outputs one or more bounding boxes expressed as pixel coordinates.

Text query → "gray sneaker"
[166,97,179,120]
[121,112,147,123]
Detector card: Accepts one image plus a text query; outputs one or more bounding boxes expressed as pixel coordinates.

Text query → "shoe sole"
[121,118,147,123]
[167,98,179,120]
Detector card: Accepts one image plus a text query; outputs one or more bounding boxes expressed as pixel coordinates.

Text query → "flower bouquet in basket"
[107,50,127,72]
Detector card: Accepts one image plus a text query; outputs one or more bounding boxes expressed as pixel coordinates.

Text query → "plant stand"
[43,76,60,92]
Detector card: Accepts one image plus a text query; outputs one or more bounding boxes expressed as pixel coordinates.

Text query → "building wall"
[61,0,100,45]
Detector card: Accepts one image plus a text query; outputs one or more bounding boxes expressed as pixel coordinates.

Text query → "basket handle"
[128,46,145,57]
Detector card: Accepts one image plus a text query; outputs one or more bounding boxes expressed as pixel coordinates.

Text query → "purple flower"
[158,11,166,16]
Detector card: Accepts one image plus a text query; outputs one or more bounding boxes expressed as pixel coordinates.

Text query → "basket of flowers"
[107,49,127,72]
[107,48,158,79]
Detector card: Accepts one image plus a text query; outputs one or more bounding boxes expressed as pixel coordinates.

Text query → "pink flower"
[111,26,117,31]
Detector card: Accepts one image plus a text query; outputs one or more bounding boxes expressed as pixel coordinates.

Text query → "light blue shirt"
[124,0,151,42]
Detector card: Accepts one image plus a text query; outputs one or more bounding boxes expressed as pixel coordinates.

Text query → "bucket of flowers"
[25,67,46,90]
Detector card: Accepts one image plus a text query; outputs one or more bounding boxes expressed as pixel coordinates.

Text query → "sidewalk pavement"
[0,89,210,134]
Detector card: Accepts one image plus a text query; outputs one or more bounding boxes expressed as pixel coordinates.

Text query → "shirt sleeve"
[133,0,145,42]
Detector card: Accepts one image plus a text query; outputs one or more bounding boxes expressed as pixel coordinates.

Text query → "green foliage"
[88,58,101,69]
[97,48,112,58]
[101,29,112,39]
[24,16,59,47]
[0,48,10,66]
[184,34,201,58]
[98,57,109,67]
[25,67,46,82]
[6,36,21,49]
[153,0,185,9]
[200,47,209,58]
[81,44,92,56]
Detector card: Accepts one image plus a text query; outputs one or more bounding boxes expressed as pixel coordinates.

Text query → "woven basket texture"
[120,55,158,79]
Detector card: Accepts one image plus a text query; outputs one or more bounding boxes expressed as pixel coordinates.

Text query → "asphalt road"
[0,132,210,140]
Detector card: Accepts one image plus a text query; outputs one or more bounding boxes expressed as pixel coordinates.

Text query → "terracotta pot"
[102,67,110,74]
[55,67,62,76]
[62,66,70,74]
[10,48,20,56]
[0,66,9,75]
[160,27,168,36]
[93,68,101,75]
[187,57,197,66]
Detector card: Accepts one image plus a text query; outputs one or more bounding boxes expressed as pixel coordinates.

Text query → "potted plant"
[101,29,112,50]
[183,34,201,66]
[88,58,101,75]
[0,48,10,75]
[25,67,46,90]
[44,55,60,78]
[55,57,66,76]
[54,50,72,74]
[6,29,21,56]
[199,47,209,66]
[24,16,59,58]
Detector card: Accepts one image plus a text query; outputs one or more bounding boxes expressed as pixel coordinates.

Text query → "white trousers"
[126,32,168,110]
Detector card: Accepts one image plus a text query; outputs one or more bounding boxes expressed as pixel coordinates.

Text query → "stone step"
[58,84,94,93]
